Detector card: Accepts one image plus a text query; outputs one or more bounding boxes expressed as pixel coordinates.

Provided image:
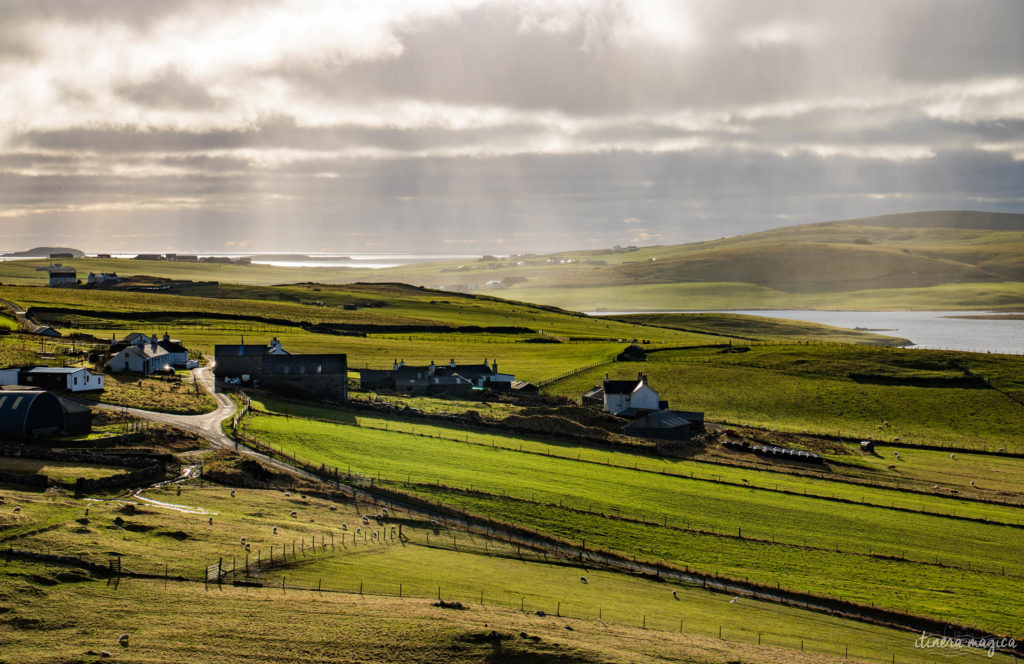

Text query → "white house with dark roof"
[107,340,171,374]
[599,372,663,416]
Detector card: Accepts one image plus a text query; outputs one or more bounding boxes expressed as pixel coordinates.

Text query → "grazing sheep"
[230,490,236,497]
[289,511,298,518]
[328,506,337,511]
[244,542,251,551]
[12,507,20,514]
[284,492,291,497]
[84,507,89,516]
[729,597,738,604]
[341,523,347,531]
[208,517,213,525]
[240,536,247,544]
[382,508,390,516]
[176,485,181,496]
[933,485,940,490]
[893,437,900,442]
[375,512,384,521]
[371,531,378,539]
[672,590,679,600]
[579,576,588,584]
[970,480,975,486]
[273,526,278,534]
[951,453,956,459]
[356,527,362,534]
[118,634,130,647]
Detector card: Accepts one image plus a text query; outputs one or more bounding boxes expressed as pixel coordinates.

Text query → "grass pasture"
[237,409,1024,635]
[546,345,1024,452]
[2,482,1009,663]
[0,458,127,482]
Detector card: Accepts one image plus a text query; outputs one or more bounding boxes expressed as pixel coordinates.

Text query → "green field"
[3,481,1009,663]
[0,458,127,482]
[237,408,1024,635]
[546,344,1024,452]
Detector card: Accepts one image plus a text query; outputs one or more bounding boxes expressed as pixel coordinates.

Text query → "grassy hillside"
[1,210,1021,311]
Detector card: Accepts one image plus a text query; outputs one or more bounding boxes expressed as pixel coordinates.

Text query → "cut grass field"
[237,408,1024,635]
[2,482,1006,663]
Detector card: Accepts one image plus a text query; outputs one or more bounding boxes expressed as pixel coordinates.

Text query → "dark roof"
[158,339,187,353]
[582,386,604,399]
[603,379,640,395]
[0,390,65,435]
[214,344,269,357]
[624,410,696,430]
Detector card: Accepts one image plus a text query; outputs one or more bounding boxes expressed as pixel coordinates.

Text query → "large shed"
[623,409,703,441]
[0,390,66,437]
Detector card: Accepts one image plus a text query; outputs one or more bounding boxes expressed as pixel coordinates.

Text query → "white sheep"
[356,527,362,534]
[119,634,130,647]
[230,490,235,497]
[84,507,89,516]
[951,453,956,459]
[240,536,247,544]
[970,480,975,486]
[284,492,291,497]
[273,526,278,534]
[12,507,20,514]
[361,516,369,525]
[729,597,738,604]
[244,542,251,551]
[579,576,588,584]
[672,590,679,600]
[341,523,347,531]
[289,511,298,518]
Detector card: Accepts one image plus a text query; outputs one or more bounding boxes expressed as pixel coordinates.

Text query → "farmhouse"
[359,358,515,395]
[3,366,106,392]
[214,339,347,400]
[87,272,121,285]
[46,263,77,287]
[107,341,171,374]
[108,332,195,370]
[589,372,666,417]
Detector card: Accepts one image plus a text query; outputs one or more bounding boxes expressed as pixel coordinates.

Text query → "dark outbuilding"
[0,390,66,437]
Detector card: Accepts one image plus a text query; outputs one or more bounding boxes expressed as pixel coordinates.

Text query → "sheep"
[729,597,738,604]
[672,590,679,600]
[240,536,247,544]
[361,516,370,525]
[284,492,291,497]
[371,531,378,539]
[933,484,940,490]
[951,453,956,460]
[375,512,384,521]
[341,523,347,531]
[328,506,337,511]
[176,485,181,496]
[970,480,976,486]
[118,634,130,648]
[289,511,298,518]
[244,542,251,551]
[84,507,89,516]
[208,517,213,525]
[579,576,588,584]
[230,490,235,497]
[356,527,362,534]
[273,526,278,534]
[12,507,20,514]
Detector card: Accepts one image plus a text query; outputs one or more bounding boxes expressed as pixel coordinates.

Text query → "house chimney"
[429,360,436,376]
[604,372,609,381]
[449,358,456,367]
[393,358,399,370]
[491,359,498,373]
[637,371,644,382]
[164,331,170,342]
[399,359,405,368]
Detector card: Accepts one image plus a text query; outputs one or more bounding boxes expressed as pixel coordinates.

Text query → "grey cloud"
[116,67,217,109]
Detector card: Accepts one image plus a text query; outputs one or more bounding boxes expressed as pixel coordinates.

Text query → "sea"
[587,310,1024,355]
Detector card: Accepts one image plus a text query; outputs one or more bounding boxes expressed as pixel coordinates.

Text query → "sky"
[2,0,1023,255]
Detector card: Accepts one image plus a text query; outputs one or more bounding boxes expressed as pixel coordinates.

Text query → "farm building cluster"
[583,371,705,441]
[358,358,516,396]
[213,338,348,401]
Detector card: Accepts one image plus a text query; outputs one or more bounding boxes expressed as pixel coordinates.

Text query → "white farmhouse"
[107,340,171,374]
[601,372,664,416]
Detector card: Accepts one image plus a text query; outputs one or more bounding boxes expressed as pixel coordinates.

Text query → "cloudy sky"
[2,0,1023,254]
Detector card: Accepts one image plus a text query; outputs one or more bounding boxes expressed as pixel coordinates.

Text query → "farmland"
[2,481,1007,664]
[237,407,1024,636]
